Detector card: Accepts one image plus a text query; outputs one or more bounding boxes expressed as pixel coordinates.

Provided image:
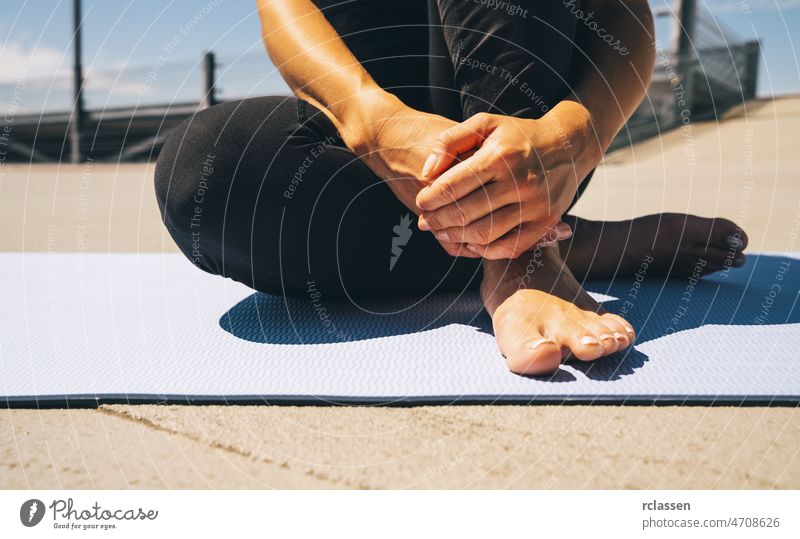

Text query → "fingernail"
[421,153,438,177]
[527,338,557,351]
[466,244,479,253]
[418,216,431,231]
[436,231,450,242]
[555,222,573,240]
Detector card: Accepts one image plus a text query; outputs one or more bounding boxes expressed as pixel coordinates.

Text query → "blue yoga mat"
[1,252,798,405]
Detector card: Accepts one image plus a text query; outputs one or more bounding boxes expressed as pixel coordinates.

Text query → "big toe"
[503,336,563,375]
[690,215,748,251]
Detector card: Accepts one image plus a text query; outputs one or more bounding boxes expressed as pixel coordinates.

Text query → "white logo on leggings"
[390,213,413,271]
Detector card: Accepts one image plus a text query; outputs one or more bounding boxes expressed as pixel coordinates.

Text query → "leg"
[428,0,633,373]
[155,96,480,300]
[560,214,748,281]
[427,1,746,282]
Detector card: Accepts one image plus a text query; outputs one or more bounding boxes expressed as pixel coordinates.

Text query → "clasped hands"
[352,97,602,260]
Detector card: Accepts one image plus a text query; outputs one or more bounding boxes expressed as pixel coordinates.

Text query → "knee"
[155,108,217,230]
[154,108,227,270]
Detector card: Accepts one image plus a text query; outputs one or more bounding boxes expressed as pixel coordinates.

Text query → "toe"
[706,217,747,251]
[504,336,563,375]
[601,313,636,346]
[558,320,607,362]
[599,314,634,349]
[586,320,620,355]
[686,246,733,274]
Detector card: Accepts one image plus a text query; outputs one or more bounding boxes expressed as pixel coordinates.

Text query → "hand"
[344,96,482,258]
[415,105,602,259]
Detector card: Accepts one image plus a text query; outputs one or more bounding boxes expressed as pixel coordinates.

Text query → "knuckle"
[424,212,442,230]
[471,225,492,245]
[446,204,468,227]
[493,143,512,159]
[496,246,517,259]
[438,181,458,203]
[513,181,535,201]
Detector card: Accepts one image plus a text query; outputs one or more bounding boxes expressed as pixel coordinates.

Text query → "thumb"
[422,113,496,179]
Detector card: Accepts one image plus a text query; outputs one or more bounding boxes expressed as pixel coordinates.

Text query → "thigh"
[426,0,592,209]
[155,96,481,299]
[431,0,583,120]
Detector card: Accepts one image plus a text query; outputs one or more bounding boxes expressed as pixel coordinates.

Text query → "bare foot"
[559,214,748,280]
[481,247,635,375]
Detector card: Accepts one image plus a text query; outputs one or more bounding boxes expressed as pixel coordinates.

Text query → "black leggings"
[155,0,590,299]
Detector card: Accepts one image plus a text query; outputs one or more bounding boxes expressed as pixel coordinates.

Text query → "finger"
[436,204,526,246]
[416,146,496,212]
[467,220,561,260]
[418,182,518,231]
[438,240,482,259]
[422,113,495,178]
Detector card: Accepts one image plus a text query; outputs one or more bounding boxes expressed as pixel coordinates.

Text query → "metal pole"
[201,51,216,109]
[672,0,697,114]
[742,40,760,100]
[70,0,84,163]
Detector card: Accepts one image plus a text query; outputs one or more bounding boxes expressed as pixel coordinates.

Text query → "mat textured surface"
[1,253,798,405]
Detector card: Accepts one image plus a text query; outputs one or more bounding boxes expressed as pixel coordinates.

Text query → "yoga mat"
[1,252,799,406]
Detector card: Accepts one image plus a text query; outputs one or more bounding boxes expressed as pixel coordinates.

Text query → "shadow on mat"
[220,255,799,382]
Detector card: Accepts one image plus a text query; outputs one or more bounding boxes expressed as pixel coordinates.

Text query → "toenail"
[580,336,601,346]
[527,338,557,350]
[613,332,626,342]
[734,255,746,267]
[598,333,614,342]
[436,231,451,242]
[726,235,741,247]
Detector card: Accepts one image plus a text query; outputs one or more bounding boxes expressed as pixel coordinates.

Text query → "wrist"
[338,90,405,157]
[545,99,606,166]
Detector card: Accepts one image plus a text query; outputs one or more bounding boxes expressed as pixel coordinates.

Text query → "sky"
[1,0,799,112]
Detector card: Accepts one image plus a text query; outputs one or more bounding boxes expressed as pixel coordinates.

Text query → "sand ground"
[1,97,799,489]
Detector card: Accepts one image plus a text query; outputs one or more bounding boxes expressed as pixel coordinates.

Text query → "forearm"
[256,0,402,153]
[554,0,656,155]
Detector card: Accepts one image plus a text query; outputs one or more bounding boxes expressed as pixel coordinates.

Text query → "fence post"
[201,51,217,109]
[672,0,697,114]
[742,40,760,100]
[70,0,84,163]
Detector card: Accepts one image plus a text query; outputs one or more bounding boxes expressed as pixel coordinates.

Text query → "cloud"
[0,41,68,85]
